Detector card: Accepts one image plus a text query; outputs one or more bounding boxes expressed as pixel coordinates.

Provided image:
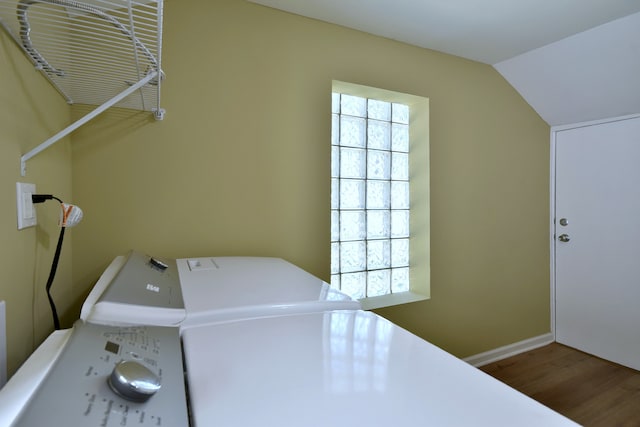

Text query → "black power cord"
[32,194,65,330]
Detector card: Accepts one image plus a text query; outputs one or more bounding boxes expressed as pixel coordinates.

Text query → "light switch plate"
[16,182,36,230]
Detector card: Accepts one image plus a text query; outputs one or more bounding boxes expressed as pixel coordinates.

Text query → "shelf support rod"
[21,71,159,176]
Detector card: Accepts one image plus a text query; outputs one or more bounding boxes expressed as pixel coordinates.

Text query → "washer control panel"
[13,321,188,426]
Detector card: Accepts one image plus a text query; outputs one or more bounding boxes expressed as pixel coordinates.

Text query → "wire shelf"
[0,0,163,112]
[0,0,165,175]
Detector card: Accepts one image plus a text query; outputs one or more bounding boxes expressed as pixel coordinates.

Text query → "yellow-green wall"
[1,0,551,376]
[0,35,73,376]
[70,0,551,358]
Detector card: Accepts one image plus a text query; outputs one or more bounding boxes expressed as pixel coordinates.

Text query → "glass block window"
[331,92,410,299]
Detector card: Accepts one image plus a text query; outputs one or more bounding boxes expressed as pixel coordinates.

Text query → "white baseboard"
[463,333,554,368]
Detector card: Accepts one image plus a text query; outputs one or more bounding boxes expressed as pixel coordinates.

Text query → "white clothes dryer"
[81,251,360,328]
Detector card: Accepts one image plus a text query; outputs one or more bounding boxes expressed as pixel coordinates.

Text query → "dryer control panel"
[98,251,184,310]
[82,251,187,327]
[13,321,188,426]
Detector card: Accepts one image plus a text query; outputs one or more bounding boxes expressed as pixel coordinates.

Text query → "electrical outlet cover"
[16,182,37,230]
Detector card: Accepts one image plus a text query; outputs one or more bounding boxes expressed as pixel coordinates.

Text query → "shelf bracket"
[21,71,159,176]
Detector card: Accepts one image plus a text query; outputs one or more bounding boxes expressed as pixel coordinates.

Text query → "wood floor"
[480,343,640,427]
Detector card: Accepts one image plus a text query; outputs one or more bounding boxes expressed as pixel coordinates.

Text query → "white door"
[555,115,640,371]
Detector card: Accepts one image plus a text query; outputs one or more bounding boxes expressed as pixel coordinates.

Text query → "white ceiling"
[248,0,640,126]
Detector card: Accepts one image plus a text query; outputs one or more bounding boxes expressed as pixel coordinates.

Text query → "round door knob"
[558,234,570,242]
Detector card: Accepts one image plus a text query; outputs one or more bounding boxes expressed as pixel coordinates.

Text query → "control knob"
[108,360,161,402]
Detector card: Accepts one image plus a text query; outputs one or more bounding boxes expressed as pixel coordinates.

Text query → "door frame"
[549,113,640,341]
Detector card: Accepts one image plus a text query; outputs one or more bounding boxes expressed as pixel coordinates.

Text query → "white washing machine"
[81,251,360,328]
[0,322,189,426]
[182,309,579,427]
[0,329,71,427]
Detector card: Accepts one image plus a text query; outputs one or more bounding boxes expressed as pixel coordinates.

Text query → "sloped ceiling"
[495,12,640,126]
[248,0,640,126]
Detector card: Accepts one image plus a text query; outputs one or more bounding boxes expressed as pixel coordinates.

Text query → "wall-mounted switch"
[16,182,37,230]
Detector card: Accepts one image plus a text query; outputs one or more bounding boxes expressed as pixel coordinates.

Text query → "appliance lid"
[182,310,578,427]
[177,256,360,326]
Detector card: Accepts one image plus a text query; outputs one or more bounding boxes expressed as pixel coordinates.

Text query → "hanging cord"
[46,226,65,330]
[32,194,82,330]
